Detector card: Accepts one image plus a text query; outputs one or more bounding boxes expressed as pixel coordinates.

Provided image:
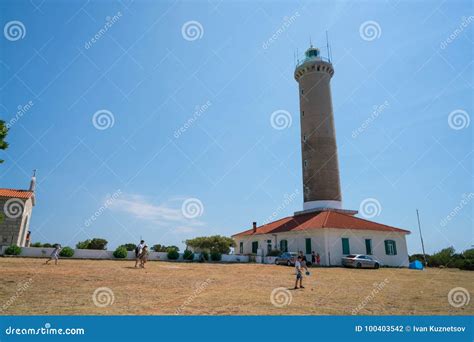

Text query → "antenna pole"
[416,209,427,267]
[326,30,331,62]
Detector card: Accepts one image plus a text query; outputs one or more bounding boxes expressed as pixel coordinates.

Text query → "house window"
[280,239,288,253]
[267,240,272,254]
[302,111,304,117]
[341,238,350,255]
[252,241,258,254]
[365,239,372,255]
[304,160,307,168]
[239,241,243,254]
[305,238,312,255]
[385,240,397,255]
[303,135,306,142]
[301,89,304,95]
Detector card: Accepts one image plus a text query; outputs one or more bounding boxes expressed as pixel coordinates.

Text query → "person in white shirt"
[134,240,145,268]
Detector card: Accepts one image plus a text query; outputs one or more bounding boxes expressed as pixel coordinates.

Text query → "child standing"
[316,253,321,266]
[139,245,149,268]
[294,255,308,289]
[45,244,62,265]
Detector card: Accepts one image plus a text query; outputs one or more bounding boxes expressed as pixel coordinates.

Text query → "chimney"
[252,222,257,233]
[29,169,36,192]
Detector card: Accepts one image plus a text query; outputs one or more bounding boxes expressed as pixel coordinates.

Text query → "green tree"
[429,247,455,267]
[152,244,179,252]
[76,239,91,249]
[119,243,136,251]
[88,238,108,250]
[186,235,235,254]
[0,120,9,164]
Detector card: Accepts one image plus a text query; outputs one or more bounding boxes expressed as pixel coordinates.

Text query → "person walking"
[45,244,62,265]
[134,240,145,268]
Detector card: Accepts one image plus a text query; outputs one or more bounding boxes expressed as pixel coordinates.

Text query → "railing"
[296,55,331,68]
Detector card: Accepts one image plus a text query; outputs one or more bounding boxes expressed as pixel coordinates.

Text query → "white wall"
[325,229,409,267]
[0,247,249,263]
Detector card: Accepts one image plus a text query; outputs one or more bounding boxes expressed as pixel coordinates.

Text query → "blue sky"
[0,0,472,254]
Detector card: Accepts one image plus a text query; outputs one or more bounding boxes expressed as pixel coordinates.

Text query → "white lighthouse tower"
[294,45,344,212]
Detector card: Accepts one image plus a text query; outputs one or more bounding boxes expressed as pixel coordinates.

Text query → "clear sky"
[0,0,472,254]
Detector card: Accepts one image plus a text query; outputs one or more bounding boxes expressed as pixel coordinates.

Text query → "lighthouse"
[294,45,342,212]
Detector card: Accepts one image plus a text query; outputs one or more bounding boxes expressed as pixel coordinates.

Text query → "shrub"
[167,248,179,260]
[75,240,90,249]
[152,244,180,252]
[210,250,222,261]
[59,247,74,257]
[30,242,42,247]
[5,245,21,256]
[42,243,53,248]
[183,249,194,261]
[113,246,128,259]
[267,249,281,257]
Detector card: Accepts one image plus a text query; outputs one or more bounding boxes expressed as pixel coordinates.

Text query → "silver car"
[275,252,298,266]
[342,254,381,269]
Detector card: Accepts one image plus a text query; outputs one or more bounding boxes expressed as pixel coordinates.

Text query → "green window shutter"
[384,240,389,255]
[393,240,397,255]
[239,242,243,254]
[342,238,350,255]
[252,241,258,254]
[280,240,288,252]
[305,238,312,255]
[365,239,372,255]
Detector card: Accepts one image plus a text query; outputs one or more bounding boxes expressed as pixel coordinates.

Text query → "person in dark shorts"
[294,255,308,289]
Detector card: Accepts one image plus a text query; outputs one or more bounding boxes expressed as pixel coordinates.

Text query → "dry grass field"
[0,258,472,315]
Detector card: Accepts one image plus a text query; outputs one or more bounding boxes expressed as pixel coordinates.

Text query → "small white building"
[0,172,36,247]
[232,209,410,267]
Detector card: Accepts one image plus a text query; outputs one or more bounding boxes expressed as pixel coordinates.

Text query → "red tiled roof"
[0,188,34,199]
[232,210,410,237]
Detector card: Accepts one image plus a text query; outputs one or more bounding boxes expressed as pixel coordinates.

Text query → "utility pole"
[416,209,427,267]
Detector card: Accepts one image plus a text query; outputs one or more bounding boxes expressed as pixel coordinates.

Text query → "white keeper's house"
[232,44,410,267]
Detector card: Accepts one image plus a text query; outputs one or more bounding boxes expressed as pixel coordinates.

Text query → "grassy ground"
[0,258,472,315]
